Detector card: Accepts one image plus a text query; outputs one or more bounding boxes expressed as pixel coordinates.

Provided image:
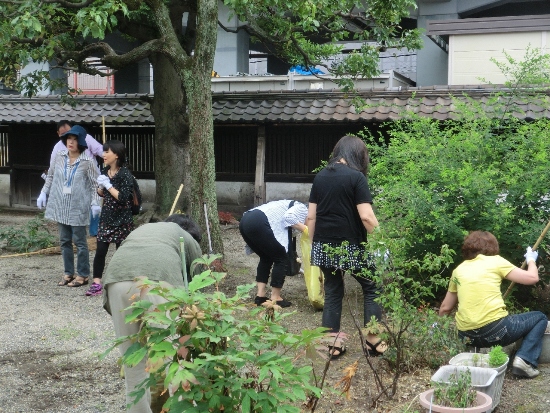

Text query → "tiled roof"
[0,86,548,125]
[0,94,154,125]
[212,85,550,123]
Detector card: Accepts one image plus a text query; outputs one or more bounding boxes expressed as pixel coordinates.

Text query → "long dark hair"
[327,135,369,175]
[103,140,126,168]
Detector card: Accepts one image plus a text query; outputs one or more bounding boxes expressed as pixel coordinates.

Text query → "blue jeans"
[58,223,90,277]
[320,266,382,333]
[89,210,99,237]
[458,311,548,367]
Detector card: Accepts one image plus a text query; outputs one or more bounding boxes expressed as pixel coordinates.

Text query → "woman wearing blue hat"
[37,125,100,287]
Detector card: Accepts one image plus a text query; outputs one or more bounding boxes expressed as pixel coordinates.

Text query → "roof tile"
[0,86,547,125]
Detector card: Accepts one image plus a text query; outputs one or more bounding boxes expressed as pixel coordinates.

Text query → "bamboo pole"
[169,184,184,216]
[102,116,106,144]
[503,218,550,299]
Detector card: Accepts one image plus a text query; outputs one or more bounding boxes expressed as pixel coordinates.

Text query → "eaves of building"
[0,85,548,125]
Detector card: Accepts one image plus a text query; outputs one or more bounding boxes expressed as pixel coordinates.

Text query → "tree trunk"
[149,53,191,216]
[182,0,223,255]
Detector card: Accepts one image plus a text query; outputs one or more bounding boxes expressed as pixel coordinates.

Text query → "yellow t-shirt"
[448,254,516,331]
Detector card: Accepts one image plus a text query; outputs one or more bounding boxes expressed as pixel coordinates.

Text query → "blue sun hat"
[60,125,88,148]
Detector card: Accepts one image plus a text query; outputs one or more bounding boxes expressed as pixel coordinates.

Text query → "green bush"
[104,255,325,413]
[362,50,550,307]
[0,213,55,252]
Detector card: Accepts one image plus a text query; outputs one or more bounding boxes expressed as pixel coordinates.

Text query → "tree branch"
[59,38,166,72]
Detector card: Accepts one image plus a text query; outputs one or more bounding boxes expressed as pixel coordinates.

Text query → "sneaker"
[85,282,103,297]
[512,356,540,378]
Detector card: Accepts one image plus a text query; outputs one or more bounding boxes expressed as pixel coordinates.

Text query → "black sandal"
[365,340,387,357]
[67,277,89,287]
[328,344,347,360]
[58,276,74,286]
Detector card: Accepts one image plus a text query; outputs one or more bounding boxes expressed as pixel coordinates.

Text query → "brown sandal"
[67,277,89,287]
[58,276,74,286]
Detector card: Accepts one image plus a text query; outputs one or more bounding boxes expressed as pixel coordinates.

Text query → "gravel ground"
[0,222,124,412]
[2,210,550,413]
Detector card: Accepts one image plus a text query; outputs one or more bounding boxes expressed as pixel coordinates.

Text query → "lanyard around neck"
[64,156,80,187]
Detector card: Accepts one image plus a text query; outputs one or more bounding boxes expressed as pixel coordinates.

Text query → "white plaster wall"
[216,181,255,208]
[449,32,550,85]
[0,175,10,206]
[266,182,312,205]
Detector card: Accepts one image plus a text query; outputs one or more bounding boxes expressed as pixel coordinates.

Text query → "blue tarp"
[289,65,324,75]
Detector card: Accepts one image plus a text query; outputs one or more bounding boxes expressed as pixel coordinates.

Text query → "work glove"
[91,205,101,218]
[374,249,390,262]
[97,175,112,190]
[37,192,47,209]
[524,246,538,264]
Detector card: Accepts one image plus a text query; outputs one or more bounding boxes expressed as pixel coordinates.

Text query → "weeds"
[0,213,55,252]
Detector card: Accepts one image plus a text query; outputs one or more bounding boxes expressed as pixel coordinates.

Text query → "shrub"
[104,255,325,413]
[488,345,508,367]
[361,49,550,307]
[0,213,55,252]
[218,211,238,225]
[433,369,477,408]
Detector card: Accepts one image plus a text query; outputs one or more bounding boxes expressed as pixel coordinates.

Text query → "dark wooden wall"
[4,122,377,206]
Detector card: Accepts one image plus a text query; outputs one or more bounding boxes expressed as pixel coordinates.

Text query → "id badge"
[63,186,72,194]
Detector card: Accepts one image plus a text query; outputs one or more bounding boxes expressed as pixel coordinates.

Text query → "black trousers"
[239,209,288,288]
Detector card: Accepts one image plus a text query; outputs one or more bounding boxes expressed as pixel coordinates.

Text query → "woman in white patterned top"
[37,125,100,287]
[239,200,308,307]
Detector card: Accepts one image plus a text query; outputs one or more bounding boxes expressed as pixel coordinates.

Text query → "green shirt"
[102,222,203,314]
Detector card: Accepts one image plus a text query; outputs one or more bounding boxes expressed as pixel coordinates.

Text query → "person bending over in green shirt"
[102,214,203,413]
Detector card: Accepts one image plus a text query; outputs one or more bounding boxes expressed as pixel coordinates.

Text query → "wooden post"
[102,116,106,144]
[254,125,266,206]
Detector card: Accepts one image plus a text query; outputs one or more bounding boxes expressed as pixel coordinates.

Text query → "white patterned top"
[250,199,308,251]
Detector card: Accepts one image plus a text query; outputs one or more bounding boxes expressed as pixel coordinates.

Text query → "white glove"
[97,175,112,190]
[524,246,538,264]
[91,205,101,218]
[374,249,390,262]
[37,192,47,209]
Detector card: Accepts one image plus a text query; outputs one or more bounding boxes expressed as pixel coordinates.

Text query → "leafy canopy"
[0,0,422,94]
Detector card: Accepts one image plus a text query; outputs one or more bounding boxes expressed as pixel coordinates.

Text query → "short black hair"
[57,120,72,131]
[164,214,202,243]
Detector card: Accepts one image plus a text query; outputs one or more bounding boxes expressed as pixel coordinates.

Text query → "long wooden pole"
[169,184,184,216]
[503,218,550,299]
[102,116,106,144]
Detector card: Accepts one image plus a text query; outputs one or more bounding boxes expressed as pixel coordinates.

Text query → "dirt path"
[0,210,549,412]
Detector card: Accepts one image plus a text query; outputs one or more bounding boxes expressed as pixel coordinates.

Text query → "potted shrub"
[419,368,493,413]
[448,346,508,411]
[449,346,509,372]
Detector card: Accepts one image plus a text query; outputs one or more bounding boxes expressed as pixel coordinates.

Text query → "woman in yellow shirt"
[439,231,547,379]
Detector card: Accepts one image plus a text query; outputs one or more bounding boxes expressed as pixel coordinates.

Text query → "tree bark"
[149,53,191,215]
[182,0,223,255]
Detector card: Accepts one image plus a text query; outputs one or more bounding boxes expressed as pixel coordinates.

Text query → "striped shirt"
[251,200,308,251]
[42,150,100,226]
